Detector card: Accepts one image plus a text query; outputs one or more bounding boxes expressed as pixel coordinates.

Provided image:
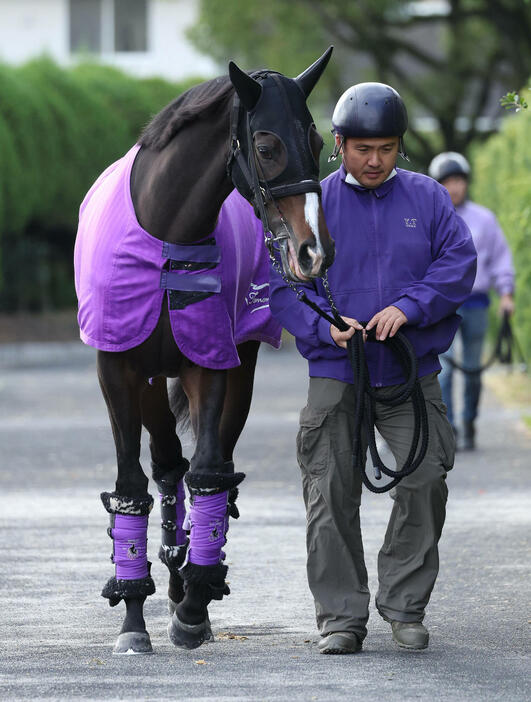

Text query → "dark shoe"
[391,621,429,650]
[318,631,362,655]
[462,421,475,451]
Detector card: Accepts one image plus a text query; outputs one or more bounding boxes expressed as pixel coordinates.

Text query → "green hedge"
[471,87,531,366]
[0,58,195,311]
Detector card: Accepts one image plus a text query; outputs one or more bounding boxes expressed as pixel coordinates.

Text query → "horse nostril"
[300,242,324,275]
[307,247,319,264]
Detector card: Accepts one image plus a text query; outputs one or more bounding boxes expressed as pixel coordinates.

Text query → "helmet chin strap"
[328,133,344,163]
[399,136,410,162]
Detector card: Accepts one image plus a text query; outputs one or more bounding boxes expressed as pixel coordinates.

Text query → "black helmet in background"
[330,82,409,161]
[428,152,470,182]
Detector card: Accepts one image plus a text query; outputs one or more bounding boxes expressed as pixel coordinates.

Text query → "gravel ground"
[0,342,529,701]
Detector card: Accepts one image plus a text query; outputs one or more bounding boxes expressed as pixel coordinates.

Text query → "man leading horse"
[269,82,477,654]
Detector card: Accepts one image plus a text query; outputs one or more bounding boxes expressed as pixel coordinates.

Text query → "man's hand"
[366,305,408,341]
[330,316,364,348]
[499,293,515,316]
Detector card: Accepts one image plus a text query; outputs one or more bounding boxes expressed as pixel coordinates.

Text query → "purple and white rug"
[74,145,281,369]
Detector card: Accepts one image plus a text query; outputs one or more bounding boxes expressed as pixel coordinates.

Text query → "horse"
[74,47,335,654]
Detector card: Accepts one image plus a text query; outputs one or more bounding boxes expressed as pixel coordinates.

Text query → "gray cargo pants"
[297,372,455,641]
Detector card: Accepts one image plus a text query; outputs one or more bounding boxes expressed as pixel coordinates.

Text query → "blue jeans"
[439,305,489,426]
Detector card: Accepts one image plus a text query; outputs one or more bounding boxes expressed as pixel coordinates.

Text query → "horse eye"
[257,145,273,160]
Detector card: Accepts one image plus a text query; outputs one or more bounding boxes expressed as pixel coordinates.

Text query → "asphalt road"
[0,342,529,701]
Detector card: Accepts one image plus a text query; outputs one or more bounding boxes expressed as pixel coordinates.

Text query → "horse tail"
[168,379,191,434]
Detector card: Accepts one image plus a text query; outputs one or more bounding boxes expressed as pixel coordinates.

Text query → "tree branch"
[300,0,445,71]
[462,51,503,146]
[405,124,437,164]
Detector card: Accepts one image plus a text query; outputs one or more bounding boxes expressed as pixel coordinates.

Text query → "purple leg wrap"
[111,514,149,580]
[179,472,243,594]
[188,491,229,566]
[100,491,155,605]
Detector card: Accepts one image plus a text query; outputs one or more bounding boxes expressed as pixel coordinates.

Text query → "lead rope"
[226,86,429,491]
[441,310,527,375]
[277,264,429,493]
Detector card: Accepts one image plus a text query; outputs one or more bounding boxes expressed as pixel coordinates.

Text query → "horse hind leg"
[140,377,202,628]
[97,351,155,655]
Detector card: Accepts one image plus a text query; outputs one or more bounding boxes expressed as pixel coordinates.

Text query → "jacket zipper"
[371,193,384,387]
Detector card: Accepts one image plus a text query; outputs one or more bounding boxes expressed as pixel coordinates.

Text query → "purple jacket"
[269,165,477,387]
[456,199,514,297]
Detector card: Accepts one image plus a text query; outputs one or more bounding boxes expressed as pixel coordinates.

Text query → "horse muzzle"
[297,239,333,278]
[282,236,334,282]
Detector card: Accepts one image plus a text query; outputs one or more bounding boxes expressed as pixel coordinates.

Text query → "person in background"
[428,153,515,450]
[269,83,477,655]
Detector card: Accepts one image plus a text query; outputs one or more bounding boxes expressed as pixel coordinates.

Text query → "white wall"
[100,0,220,80]
[0,0,220,81]
[0,0,69,64]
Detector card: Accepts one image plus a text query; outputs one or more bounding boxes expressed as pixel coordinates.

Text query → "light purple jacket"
[269,166,477,387]
[456,200,514,296]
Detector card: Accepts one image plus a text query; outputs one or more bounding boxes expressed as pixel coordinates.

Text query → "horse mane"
[140,75,235,151]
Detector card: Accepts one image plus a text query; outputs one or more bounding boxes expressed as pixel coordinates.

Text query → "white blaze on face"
[304,192,323,274]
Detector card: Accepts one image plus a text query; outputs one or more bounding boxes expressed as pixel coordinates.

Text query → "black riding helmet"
[329,82,409,161]
[428,152,470,183]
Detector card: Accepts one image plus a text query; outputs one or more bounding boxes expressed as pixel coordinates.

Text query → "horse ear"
[295,46,334,98]
[229,61,262,111]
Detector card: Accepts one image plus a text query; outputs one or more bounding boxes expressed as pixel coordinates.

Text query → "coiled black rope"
[346,328,429,493]
[298,290,429,493]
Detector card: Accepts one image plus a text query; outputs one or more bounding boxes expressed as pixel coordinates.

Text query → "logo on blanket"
[245,282,270,313]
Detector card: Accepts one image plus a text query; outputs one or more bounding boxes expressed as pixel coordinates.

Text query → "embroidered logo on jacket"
[404,218,417,228]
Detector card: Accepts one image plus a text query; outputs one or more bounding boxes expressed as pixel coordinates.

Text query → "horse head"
[228,48,335,282]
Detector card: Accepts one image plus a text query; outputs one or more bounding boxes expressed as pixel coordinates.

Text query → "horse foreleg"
[166,365,245,649]
[219,341,260,461]
[97,351,154,655]
[216,340,261,521]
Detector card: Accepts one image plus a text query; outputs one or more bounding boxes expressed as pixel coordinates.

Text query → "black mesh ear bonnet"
[230,71,322,206]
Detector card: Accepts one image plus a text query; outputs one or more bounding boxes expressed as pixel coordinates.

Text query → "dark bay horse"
[74,48,335,654]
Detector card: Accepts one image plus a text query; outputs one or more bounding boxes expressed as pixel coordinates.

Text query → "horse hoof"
[113,631,153,655]
[168,599,215,643]
[167,612,213,649]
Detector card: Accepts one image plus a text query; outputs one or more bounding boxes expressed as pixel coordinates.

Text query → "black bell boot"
[462,421,476,451]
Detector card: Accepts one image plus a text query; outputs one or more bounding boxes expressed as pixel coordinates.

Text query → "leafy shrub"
[0,58,194,311]
[471,85,531,365]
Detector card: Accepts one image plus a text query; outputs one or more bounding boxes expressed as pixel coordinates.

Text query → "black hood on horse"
[136,47,334,282]
[227,48,332,213]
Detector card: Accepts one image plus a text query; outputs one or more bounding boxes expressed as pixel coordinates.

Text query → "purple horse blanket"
[74,145,281,369]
